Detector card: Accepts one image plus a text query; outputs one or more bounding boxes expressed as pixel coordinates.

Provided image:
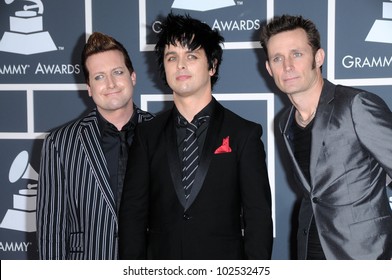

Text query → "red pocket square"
[214,136,232,154]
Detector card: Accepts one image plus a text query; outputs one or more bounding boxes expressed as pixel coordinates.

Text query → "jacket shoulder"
[221,106,260,129]
[45,110,98,140]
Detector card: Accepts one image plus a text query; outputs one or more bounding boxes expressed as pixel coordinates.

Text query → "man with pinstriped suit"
[36,32,154,259]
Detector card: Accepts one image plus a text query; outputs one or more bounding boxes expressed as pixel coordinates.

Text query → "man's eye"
[187,54,197,60]
[294,52,302,57]
[94,74,104,81]
[272,56,282,63]
[113,70,124,76]
[167,56,176,62]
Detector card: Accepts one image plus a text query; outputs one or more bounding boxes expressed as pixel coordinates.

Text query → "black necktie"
[117,130,128,209]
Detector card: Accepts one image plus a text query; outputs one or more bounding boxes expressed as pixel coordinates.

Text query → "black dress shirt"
[292,119,326,260]
[97,106,151,214]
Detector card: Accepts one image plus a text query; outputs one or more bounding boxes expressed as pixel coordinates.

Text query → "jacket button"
[312,197,319,203]
[183,214,191,220]
[303,229,308,235]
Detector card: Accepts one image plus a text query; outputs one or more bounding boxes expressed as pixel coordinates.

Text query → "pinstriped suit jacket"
[36,107,153,259]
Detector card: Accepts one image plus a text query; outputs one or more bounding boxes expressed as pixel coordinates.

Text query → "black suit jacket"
[119,99,273,259]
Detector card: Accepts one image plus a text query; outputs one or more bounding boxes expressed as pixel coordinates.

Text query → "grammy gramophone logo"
[365,0,392,44]
[0,151,38,232]
[171,0,236,12]
[0,0,57,55]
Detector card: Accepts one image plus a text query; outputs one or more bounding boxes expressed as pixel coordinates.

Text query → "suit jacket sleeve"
[240,124,273,259]
[352,92,392,176]
[36,134,68,259]
[119,126,149,259]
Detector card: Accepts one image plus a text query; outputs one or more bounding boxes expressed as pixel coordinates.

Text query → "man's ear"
[315,48,325,68]
[209,59,217,76]
[265,60,272,77]
[131,71,136,86]
[87,84,92,97]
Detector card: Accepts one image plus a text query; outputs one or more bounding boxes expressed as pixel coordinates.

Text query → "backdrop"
[0,0,391,260]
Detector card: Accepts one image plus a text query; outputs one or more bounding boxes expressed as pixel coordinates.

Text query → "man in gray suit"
[36,32,154,259]
[260,14,392,259]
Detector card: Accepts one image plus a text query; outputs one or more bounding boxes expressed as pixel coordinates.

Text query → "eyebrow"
[164,48,202,57]
[164,51,177,57]
[269,48,305,57]
[91,66,124,75]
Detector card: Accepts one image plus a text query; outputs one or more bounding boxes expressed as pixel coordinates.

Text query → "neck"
[98,106,134,131]
[290,78,323,115]
[174,93,212,122]
[290,78,323,127]
[295,109,316,127]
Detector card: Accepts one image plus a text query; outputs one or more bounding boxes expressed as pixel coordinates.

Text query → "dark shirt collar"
[175,98,215,127]
[96,104,138,136]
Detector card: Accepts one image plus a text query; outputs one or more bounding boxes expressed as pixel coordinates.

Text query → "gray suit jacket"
[36,107,153,259]
[280,79,392,259]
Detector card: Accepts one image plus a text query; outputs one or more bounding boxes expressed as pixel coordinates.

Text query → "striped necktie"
[178,115,209,200]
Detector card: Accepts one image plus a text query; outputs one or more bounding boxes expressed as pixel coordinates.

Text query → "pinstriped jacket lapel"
[79,110,117,219]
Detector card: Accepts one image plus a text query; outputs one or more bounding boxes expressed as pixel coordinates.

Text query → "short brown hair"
[81,32,134,85]
[260,14,321,60]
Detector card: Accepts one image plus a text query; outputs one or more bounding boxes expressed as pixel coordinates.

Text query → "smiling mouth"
[105,91,120,96]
